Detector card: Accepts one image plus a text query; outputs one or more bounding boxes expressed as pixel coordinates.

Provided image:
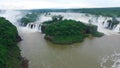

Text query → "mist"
[0,10,120,35]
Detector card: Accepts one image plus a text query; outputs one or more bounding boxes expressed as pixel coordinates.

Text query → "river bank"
[21,57,29,68]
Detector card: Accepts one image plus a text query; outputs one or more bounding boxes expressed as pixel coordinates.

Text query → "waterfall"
[25,23,42,32]
[102,17,112,28]
[114,24,120,32]
[51,12,120,35]
[100,16,120,33]
[1,11,120,35]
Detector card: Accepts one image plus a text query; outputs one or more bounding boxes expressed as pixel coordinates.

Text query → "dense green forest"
[0,17,22,68]
[41,16,103,44]
[71,7,120,17]
[21,7,120,17]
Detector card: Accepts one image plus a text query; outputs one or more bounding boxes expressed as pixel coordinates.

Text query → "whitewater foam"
[100,52,120,68]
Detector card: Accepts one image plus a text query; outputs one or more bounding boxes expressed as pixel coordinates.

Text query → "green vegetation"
[75,8,120,17]
[20,12,39,26]
[0,17,22,68]
[23,7,120,17]
[42,16,103,44]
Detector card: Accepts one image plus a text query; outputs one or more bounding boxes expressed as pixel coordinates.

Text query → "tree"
[42,19,103,44]
[52,15,63,21]
[0,17,22,68]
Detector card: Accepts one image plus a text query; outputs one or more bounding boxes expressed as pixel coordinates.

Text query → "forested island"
[0,17,22,68]
[41,16,103,44]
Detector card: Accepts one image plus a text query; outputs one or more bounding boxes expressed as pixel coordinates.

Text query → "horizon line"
[0,7,120,10]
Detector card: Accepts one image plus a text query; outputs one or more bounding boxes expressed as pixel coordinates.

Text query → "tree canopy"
[42,16,103,44]
[0,17,22,68]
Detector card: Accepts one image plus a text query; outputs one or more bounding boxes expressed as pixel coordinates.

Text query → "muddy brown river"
[18,27,120,68]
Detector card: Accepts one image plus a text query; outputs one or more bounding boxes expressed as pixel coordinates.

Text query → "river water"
[1,11,120,68]
[17,27,120,68]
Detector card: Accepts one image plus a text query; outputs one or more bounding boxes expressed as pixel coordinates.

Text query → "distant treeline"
[19,7,120,17]
[71,7,120,17]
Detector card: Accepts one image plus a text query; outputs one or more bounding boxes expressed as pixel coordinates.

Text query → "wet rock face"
[16,35,22,42]
[21,57,29,68]
[104,18,120,30]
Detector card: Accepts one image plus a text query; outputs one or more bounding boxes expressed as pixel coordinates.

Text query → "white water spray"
[0,10,24,26]
[0,11,120,35]
[100,51,120,68]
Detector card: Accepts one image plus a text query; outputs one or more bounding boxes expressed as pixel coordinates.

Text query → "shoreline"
[22,57,29,68]
[17,35,29,68]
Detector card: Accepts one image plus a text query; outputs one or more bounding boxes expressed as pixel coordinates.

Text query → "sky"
[0,0,120,9]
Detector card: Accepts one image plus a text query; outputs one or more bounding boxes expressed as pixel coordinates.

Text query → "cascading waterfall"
[32,12,120,34]
[0,11,120,34]
[114,24,120,32]
[102,17,120,32]
[102,17,112,28]
[24,14,52,32]
[26,23,42,32]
